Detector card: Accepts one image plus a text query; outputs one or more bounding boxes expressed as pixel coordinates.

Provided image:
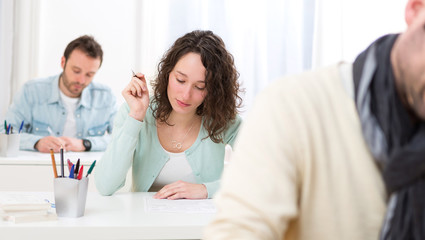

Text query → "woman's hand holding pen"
[122,72,150,122]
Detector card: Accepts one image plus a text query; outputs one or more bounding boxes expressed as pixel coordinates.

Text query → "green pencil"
[86,160,96,177]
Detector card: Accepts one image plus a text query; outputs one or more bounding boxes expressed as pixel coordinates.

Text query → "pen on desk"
[86,160,96,177]
[69,164,75,178]
[47,126,54,136]
[77,165,84,180]
[50,149,58,178]
[60,145,64,177]
[18,121,24,133]
[74,159,80,178]
[67,159,73,171]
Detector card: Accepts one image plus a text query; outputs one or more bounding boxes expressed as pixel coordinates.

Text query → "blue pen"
[69,164,75,178]
[19,121,24,133]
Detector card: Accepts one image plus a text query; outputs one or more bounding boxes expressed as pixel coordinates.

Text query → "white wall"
[37,0,138,106]
[313,0,406,68]
[0,0,13,120]
[0,0,410,121]
[342,0,406,62]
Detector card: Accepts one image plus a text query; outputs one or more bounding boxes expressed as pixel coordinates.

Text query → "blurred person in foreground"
[204,0,425,239]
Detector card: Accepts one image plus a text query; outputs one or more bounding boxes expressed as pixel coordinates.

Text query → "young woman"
[95,30,243,199]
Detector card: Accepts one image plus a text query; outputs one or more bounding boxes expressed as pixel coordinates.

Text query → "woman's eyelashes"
[177,79,205,91]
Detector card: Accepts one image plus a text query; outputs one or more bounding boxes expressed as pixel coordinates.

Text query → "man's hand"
[59,136,85,152]
[35,136,66,153]
[153,181,208,200]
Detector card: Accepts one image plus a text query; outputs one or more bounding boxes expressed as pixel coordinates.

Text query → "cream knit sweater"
[204,63,386,240]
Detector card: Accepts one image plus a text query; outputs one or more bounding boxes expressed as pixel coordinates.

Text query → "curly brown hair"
[151,30,242,143]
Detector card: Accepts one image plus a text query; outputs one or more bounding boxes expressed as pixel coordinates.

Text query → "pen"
[69,164,75,178]
[47,126,54,136]
[77,165,84,180]
[67,159,73,172]
[4,120,6,133]
[60,145,64,177]
[50,149,58,178]
[9,126,13,134]
[18,121,24,133]
[74,159,80,178]
[85,160,96,177]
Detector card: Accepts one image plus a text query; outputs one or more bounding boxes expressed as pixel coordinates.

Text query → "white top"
[59,91,79,138]
[150,149,197,192]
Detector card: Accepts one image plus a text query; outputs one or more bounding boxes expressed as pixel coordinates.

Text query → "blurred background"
[0,0,406,120]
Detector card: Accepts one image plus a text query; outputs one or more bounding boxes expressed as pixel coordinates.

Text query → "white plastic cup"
[0,133,20,157]
[53,177,89,217]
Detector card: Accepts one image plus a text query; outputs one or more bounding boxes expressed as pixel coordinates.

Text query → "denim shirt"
[5,74,117,151]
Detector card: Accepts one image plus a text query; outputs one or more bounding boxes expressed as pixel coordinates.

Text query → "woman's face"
[167,52,207,115]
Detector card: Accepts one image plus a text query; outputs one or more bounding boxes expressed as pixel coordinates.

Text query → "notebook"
[0,193,50,212]
[0,193,57,223]
[2,211,57,223]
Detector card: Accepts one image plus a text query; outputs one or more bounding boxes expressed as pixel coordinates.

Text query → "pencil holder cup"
[54,177,89,218]
[0,133,20,157]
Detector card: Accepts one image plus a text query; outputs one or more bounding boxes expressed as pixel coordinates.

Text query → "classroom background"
[0,0,405,121]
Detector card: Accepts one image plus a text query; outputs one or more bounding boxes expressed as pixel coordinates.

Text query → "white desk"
[0,192,214,240]
[0,151,103,192]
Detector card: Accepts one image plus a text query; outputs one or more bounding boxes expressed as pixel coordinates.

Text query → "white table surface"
[0,192,214,240]
[0,150,102,165]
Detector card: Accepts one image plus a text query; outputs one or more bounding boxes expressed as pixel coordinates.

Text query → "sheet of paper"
[0,192,54,212]
[0,192,53,205]
[144,197,216,213]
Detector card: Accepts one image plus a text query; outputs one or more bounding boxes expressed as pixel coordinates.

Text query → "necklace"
[171,119,196,150]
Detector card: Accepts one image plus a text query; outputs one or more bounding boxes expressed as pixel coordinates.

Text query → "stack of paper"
[0,193,57,223]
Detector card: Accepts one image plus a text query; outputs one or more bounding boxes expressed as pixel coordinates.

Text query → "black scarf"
[353,34,425,240]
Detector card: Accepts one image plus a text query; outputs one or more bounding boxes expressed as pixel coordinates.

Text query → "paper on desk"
[0,192,53,211]
[144,197,216,213]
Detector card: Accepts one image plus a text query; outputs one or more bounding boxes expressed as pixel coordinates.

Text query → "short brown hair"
[63,35,103,66]
[151,30,242,143]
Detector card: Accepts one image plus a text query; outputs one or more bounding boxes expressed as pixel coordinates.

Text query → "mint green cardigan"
[95,103,242,198]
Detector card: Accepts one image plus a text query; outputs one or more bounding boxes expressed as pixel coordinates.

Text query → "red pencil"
[77,165,84,180]
[67,159,73,172]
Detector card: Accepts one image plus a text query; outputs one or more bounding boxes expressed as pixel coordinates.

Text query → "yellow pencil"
[50,149,58,178]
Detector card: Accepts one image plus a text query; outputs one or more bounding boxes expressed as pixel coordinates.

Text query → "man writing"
[6,35,116,152]
[205,0,425,239]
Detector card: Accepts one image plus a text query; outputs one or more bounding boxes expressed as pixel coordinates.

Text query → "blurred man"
[204,0,425,239]
[6,35,116,152]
